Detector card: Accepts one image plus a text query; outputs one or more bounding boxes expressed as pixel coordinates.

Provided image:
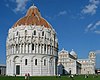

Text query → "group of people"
[25,73,30,80]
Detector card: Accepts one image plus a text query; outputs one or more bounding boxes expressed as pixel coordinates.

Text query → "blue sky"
[0,0,100,68]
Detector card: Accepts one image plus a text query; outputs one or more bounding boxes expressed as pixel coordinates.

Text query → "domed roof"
[70,49,77,56]
[13,5,51,28]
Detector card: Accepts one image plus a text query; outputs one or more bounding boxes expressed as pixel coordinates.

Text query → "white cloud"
[45,16,52,19]
[5,0,31,13]
[85,23,93,32]
[5,4,9,7]
[57,11,67,16]
[82,4,97,15]
[91,21,100,30]
[94,30,100,34]
[85,21,100,34]
[13,0,29,13]
[81,0,100,15]
[46,10,67,19]
[95,21,100,26]
[90,0,100,4]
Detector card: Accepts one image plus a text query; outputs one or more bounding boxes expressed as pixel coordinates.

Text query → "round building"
[6,5,58,76]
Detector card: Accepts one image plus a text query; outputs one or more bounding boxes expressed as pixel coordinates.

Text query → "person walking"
[27,73,30,80]
[25,73,27,80]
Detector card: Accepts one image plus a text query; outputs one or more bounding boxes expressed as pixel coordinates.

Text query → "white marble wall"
[6,25,58,76]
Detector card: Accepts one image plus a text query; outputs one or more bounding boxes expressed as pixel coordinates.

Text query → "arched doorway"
[16,65,20,75]
[62,66,65,75]
[13,56,21,75]
[69,70,71,74]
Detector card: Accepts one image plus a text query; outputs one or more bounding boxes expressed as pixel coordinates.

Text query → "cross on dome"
[30,3,37,9]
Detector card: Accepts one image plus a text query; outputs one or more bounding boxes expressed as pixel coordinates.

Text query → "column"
[48,46,50,55]
[52,46,53,55]
[21,44,22,54]
[35,43,36,54]
[36,44,38,53]
[10,45,12,55]
[11,45,13,54]
[43,44,44,54]
[48,58,51,75]
[8,46,10,55]
[41,44,43,54]
[31,59,33,76]
[50,46,52,55]
[46,44,48,54]
[20,59,22,76]
[40,58,42,75]
[13,60,15,76]
[28,44,29,54]
[14,45,15,54]
[53,58,55,75]
[23,44,24,53]
[38,44,40,54]
[24,43,26,54]
[19,44,21,54]
[13,46,14,54]
[26,43,28,53]
[16,44,18,54]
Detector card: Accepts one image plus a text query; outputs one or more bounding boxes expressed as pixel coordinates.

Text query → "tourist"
[25,73,27,80]
[28,73,30,80]
[58,74,61,78]
[70,75,74,80]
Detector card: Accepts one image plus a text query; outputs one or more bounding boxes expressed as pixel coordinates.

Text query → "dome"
[70,49,77,56]
[13,5,51,28]
[70,49,77,59]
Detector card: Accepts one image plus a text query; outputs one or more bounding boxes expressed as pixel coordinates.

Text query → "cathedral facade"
[58,49,96,75]
[6,5,58,76]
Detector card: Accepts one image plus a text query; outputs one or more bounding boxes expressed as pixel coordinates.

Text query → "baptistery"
[6,5,58,76]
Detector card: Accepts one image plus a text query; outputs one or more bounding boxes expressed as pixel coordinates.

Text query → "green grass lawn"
[0,75,100,80]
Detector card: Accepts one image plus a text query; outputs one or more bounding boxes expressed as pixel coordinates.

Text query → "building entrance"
[16,65,20,75]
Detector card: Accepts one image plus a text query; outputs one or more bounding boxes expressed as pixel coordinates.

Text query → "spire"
[30,3,37,9]
[32,3,34,6]
[62,48,65,51]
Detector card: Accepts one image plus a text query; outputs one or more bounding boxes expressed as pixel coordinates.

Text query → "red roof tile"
[13,6,51,28]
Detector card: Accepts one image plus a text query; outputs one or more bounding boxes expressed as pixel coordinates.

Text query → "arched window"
[42,31,44,36]
[38,44,40,53]
[41,44,43,53]
[44,44,46,52]
[35,59,37,65]
[32,44,34,50]
[25,30,27,36]
[34,30,36,35]
[16,31,18,36]
[16,44,18,51]
[25,59,27,65]
[44,59,46,66]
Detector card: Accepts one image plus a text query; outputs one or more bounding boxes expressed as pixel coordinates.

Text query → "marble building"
[0,64,6,75]
[58,49,96,75]
[6,5,58,76]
